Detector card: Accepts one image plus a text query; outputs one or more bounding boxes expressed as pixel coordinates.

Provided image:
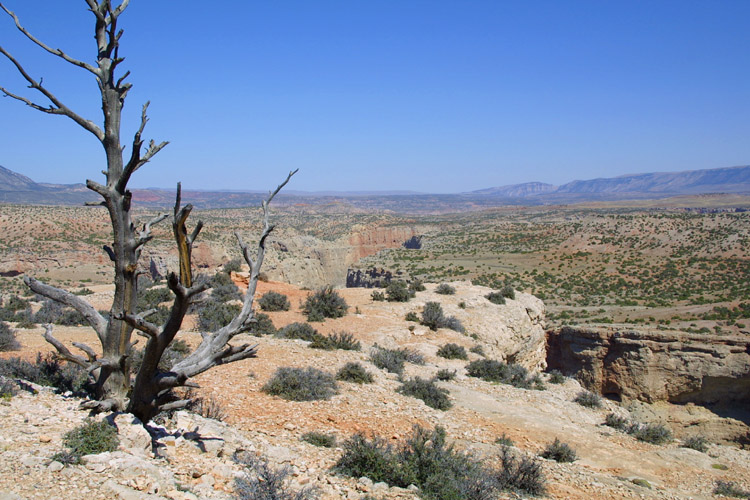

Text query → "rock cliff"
[546,326,750,408]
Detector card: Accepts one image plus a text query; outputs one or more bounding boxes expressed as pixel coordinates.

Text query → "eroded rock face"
[547,326,750,407]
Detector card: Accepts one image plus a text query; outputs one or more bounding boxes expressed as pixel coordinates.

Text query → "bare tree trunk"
[2,1,296,422]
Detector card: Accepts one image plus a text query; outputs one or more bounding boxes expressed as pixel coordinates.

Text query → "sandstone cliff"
[547,326,750,408]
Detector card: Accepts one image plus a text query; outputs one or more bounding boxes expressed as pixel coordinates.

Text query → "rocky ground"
[1,282,749,500]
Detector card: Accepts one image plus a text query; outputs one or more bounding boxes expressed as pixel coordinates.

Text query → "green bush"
[190,393,227,421]
[495,434,514,447]
[405,311,419,322]
[223,258,243,274]
[249,312,277,336]
[212,283,243,303]
[485,292,505,305]
[130,338,191,374]
[398,377,452,410]
[198,299,241,331]
[262,367,338,401]
[334,425,546,499]
[386,281,412,302]
[309,331,361,351]
[32,301,87,326]
[421,302,464,332]
[336,362,374,384]
[409,280,426,293]
[500,285,516,300]
[435,369,456,381]
[0,321,20,352]
[0,377,18,399]
[681,435,709,453]
[466,359,537,389]
[436,343,468,360]
[540,438,577,463]
[469,344,485,356]
[628,423,672,445]
[234,452,315,500]
[301,431,336,448]
[713,480,750,499]
[573,390,602,409]
[496,445,546,496]
[370,345,424,375]
[137,286,173,310]
[0,353,88,394]
[258,291,291,311]
[371,290,386,301]
[548,370,566,384]
[604,413,628,431]
[435,283,456,295]
[55,419,119,464]
[276,322,319,341]
[302,286,348,321]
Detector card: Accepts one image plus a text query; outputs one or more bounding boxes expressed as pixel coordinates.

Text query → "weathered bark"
[2,1,294,423]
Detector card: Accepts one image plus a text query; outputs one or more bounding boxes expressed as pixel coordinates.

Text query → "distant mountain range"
[1,164,749,210]
[471,165,750,199]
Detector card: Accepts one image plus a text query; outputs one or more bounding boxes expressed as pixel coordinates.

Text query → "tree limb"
[25,276,107,342]
[0,3,99,75]
[42,325,90,369]
[0,46,104,141]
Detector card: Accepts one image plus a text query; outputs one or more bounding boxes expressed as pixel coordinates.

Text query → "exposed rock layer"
[547,326,750,408]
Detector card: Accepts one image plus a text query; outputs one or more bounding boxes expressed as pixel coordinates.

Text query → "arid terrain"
[0,197,749,499]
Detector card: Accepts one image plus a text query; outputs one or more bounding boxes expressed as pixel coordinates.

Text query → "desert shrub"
[276,322,319,341]
[540,438,577,463]
[529,373,546,391]
[302,286,348,321]
[386,281,412,302]
[198,299,241,331]
[573,390,602,409]
[496,445,546,496]
[262,367,338,401]
[713,480,750,498]
[436,343,468,360]
[209,270,234,287]
[470,345,486,356]
[0,321,20,351]
[32,300,87,326]
[234,452,315,500]
[398,377,452,410]
[301,431,336,448]
[371,290,385,301]
[485,292,506,305]
[212,283,243,303]
[421,301,465,332]
[0,353,88,394]
[0,377,18,399]
[435,369,456,381]
[604,413,629,430]
[466,359,537,389]
[2,295,29,312]
[631,478,651,489]
[500,285,516,300]
[223,258,243,274]
[548,370,566,384]
[458,301,466,309]
[405,311,419,322]
[137,286,173,310]
[249,312,277,336]
[628,423,672,445]
[258,291,291,312]
[336,362,374,385]
[54,419,119,464]
[74,287,94,296]
[422,302,445,330]
[335,425,541,499]
[681,435,709,453]
[309,331,361,351]
[370,345,424,375]
[495,434,514,447]
[190,394,227,421]
[435,283,455,295]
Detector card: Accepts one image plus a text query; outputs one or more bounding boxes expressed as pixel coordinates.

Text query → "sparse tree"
[0,1,295,422]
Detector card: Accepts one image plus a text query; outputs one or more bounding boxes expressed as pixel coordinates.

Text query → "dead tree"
[0,1,295,422]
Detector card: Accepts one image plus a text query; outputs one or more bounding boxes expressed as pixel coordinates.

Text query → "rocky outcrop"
[547,326,750,407]
[346,267,393,288]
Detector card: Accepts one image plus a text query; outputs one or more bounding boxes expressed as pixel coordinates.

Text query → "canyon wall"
[547,326,750,408]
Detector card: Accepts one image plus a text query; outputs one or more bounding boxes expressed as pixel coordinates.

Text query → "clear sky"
[1,1,749,193]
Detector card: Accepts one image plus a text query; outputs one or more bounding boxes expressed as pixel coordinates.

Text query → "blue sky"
[1,1,749,193]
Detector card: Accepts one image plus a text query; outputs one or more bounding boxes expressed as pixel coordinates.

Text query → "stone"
[47,460,64,472]
[109,413,152,457]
